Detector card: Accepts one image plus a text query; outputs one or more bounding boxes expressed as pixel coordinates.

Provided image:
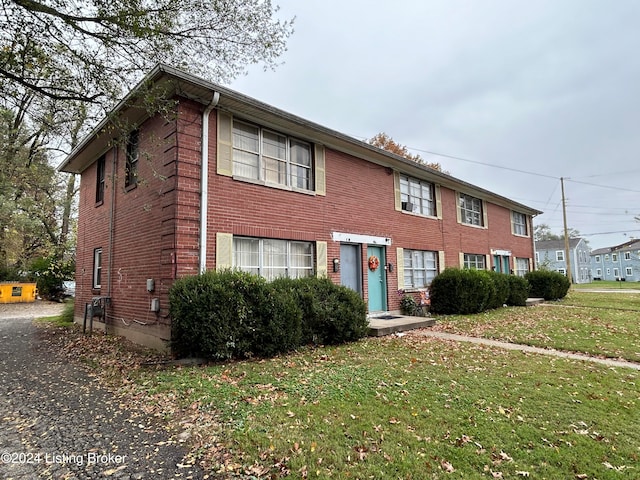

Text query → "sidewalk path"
[410,330,640,370]
[0,304,203,479]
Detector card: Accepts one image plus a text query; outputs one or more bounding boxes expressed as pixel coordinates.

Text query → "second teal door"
[367,246,387,312]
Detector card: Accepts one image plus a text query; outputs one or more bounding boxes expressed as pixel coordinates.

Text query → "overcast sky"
[229,0,640,250]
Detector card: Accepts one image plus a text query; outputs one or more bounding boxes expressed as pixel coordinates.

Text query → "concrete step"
[368,315,436,337]
[526,297,545,306]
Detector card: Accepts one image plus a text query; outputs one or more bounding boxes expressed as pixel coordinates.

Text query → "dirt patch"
[0,300,66,319]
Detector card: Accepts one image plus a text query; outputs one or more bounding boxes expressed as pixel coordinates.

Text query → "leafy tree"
[1,0,294,106]
[534,223,582,242]
[368,132,446,172]
[0,0,294,285]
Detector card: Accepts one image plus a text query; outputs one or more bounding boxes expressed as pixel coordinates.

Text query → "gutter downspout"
[106,146,118,333]
[199,92,220,273]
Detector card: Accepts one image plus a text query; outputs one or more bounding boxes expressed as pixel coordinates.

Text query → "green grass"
[35,300,75,326]
[125,291,640,478]
[433,292,640,362]
[573,280,640,290]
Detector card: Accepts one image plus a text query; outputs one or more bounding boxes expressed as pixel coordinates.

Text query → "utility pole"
[560,177,573,283]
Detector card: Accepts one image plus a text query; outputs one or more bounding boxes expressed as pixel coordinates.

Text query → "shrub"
[169,270,302,359]
[272,276,368,345]
[429,268,493,315]
[399,294,417,316]
[525,270,571,300]
[486,271,510,309]
[170,271,368,360]
[507,275,530,306]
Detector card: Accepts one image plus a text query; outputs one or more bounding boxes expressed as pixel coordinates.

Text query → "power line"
[408,147,559,180]
[566,178,640,194]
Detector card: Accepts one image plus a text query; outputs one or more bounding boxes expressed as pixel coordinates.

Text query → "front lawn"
[573,280,640,290]
[433,292,640,362]
[43,292,640,479]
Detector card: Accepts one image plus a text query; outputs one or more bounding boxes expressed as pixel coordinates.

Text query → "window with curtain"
[232,120,313,191]
[403,249,438,288]
[514,257,529,277]
[233,237,314,280]
[511,211,528,235]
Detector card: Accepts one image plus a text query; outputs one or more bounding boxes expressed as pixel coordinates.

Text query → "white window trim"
[463,253,486,270]
[626,267,633,276]
[556,250,564,261]
[233,237,315,280]
[232,119,314,192]
[399,175,437,217]
[458,193,486,228]
[93,248,102,289]
[403,249,439,289]
[511,211,528,236]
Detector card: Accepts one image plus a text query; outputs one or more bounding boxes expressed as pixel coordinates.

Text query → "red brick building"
[59,65,540,349]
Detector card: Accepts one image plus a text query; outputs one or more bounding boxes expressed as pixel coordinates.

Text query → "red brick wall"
[200,106,535,314]
[76,99,536,346]
[75,109,186,342]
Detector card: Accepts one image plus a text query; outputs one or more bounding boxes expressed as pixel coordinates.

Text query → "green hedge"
[271,276,369,345]
[170,271,368,360]
[429,268,494,314]
[430,269,534,314]
[507,275,530,306]
[525,270,571,300]
[486,270,510,309]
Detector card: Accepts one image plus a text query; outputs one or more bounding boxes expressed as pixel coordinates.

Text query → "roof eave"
[58,64,542,216]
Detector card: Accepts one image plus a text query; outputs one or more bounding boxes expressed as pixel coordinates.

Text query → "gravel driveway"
[0,302,203,479]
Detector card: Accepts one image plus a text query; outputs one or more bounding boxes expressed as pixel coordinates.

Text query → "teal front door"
[494,255,510,273]
[367,246,387,312]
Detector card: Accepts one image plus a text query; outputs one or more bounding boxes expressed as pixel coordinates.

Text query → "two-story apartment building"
[535,238,591,284]
[59,65,541,349]
[591,239,640,282]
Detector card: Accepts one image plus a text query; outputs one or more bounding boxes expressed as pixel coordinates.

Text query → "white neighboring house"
[534,238,592,284]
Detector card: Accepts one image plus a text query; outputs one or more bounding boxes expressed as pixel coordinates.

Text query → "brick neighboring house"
[59,65,541,349]
[591,239,640,282]
[534,238,591,283]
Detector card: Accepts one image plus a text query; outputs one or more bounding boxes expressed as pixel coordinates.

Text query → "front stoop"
[526,297,545,306]
[368,315,435,337]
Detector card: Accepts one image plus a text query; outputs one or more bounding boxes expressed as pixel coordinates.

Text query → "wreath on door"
[368,255,380,272]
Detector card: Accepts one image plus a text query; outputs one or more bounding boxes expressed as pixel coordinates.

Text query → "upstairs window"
[511,211,528,236]
[400,175,436,216]
[95,155,105,204]
[556,250,564,261]
[595,255,600,263]
[232,120,313,191]
[624,252,631,260]
[612,253,618,262]
[459,193,484,226]
[125,129,139,188]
